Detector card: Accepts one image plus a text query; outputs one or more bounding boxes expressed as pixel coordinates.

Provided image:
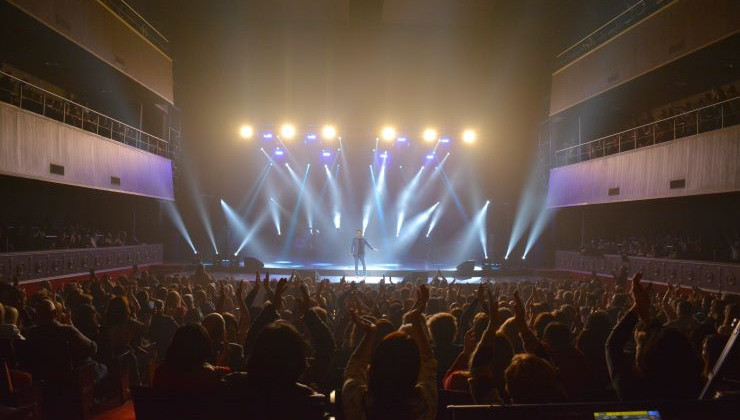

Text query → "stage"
[191,259,534,284]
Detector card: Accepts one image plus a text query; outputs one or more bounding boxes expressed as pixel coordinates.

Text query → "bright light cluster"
[239,123,477,144]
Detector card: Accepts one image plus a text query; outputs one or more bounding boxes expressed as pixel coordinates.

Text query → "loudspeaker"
[456,260,476,279]
[242,257,264,271]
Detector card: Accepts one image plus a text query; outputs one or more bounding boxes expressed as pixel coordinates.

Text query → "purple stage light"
[321,150,331,157]
[263,132,274,139]
[397,136,408,142]
[306,133,317,141]
[274,148,284,156]
[425,153,435,160]
[440,137,450,144]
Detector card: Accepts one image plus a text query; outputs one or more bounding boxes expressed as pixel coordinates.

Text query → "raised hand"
[351,310,376,334]
[513,289,526,327]
[630,272,650,323]
[476,283,486,302]
[414,283,430,312]
[485,287,499,328]
[463,328,477,355]
[273,277,288,309]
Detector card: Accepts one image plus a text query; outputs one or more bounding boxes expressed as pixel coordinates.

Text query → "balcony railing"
[556,0,675,69]
[0,70,171,159]
[98,0,169,55]
[553,96,740,168]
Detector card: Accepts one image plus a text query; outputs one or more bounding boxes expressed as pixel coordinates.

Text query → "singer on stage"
[350,229,376,278]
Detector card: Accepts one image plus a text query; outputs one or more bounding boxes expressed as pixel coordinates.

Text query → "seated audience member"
[202,312,244,371]
[443,314,489,392]
[146,299,178,363]
[665,299,700,336]
[505,353,565,404]
[71,303,101,344]
[427,312,461,387]
[100,296,147,386]
[343,284,436,420]
[224,320,325,420]
[576,310,614,400]
[20,299,104,381]
[153,324,227,392]
[0,303,24,341]
[701,333,728,381]
[540,322,590,401]
[468,290,516,404]
[606,273,703,400]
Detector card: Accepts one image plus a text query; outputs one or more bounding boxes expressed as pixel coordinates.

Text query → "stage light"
[381,126,396,141]
[321,150,331,157]
[239,125,254,139]
[380,151,388,159]
[397,136,408,143]
[280,123,296,139]
[262,132,274,140]
[321,125,337,140]
[439,137,450,144]
[162,201,196,254]
[306,133,317,141]
[333,212,341,229]
[423,128,437,142]
[274,148,284,156]
[426,153,435,160]
[463,129,476,144]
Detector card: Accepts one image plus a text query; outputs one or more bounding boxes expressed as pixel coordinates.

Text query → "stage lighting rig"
[381,126,396,141]
[423,128,437,142]
[239,125,254,139]
[463,129,476,144]
[321,125,337,140]
[280,123,297,140]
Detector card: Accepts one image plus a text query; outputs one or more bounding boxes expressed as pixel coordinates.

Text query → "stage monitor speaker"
[242,257,264,271]
[456,260,476,279]
[403,271,428,284]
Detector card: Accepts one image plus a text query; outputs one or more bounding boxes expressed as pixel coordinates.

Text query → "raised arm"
[468,288,503,404]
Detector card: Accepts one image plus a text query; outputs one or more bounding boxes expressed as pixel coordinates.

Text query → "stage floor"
[201,259,533,284]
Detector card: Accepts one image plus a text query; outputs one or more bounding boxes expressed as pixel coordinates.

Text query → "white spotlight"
[280,123,297,139]
[239,125,254,139]
[381,126,396,142]
[423,128,437,142]
[321,125,337,140]
[462,129,476,144]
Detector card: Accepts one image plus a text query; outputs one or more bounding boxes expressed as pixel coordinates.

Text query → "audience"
[0,262,734,419]
[0,222,132,252]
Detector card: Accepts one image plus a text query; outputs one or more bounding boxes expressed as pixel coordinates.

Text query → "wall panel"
[547,125,740,207]
[0,102,174,200]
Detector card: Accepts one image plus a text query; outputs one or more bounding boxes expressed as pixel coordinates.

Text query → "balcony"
[0,70,172,159]
[556,0,675,69]
[553,96,740,167]
[98,0,169,55]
